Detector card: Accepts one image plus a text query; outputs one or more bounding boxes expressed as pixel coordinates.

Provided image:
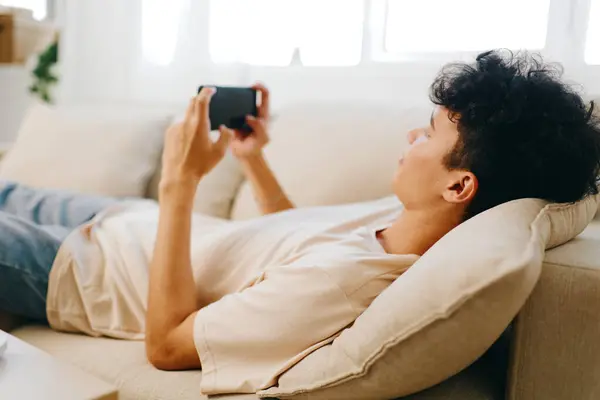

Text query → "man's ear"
[443,171,478,204]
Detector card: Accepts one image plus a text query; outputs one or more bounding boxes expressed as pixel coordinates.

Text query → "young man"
[1,50,599,394]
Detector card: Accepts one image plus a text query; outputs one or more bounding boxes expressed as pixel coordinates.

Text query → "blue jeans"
[0,181,121,322]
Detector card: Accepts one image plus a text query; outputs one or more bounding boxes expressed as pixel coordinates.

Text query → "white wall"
[0,66,34,142]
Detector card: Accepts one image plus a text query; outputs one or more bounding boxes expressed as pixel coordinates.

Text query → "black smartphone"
[198,85,257,134]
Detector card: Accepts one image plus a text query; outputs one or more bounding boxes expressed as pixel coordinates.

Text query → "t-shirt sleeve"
[193,263,359,395]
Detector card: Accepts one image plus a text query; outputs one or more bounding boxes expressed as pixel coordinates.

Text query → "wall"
[0,0,63,143]
[0,65,34,142]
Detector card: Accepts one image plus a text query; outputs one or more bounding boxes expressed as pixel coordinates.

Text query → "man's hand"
[161,87,231,186]
[146,88,232,371]
[220,83,270,160]
[219,83,294,215]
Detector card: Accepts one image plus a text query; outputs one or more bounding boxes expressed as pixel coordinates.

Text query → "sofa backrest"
[231,102,432,220]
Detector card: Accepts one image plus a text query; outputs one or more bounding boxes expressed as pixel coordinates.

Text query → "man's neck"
[379,205,463,256]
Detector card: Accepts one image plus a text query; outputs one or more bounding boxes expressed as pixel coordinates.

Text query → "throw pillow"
[0,103,170,198]
[258,195,599,399]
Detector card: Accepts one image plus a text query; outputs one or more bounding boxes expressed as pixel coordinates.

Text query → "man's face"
[393,107,469,210]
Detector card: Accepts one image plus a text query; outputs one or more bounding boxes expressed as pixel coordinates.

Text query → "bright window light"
[209,0,364,66]
[210,0,296,66]
[384,0,550,53]
[298,0,363,66]
[585,0,600,64]
[0,0,47,20]
[142,0,189,66]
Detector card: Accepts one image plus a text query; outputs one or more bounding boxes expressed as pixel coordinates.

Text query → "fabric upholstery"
[258,196,598,399]
[0,103,170,198]
[508,218,600,400]
[12,324,507,400]
[231,103,431,220]
[11,325,257,400]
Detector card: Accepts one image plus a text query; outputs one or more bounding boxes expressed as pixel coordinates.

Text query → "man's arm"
[222,83,294,215]
[240,154,294,215]
[145,180,200,370]
[145,88,231,371]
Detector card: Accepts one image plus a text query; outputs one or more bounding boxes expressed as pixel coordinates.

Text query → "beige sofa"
[3,102,600,400]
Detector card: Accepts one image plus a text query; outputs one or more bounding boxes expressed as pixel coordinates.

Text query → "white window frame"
[367,0,600,96]
[367,0,585,65]
[45,0,57,21]
[206,0,598,71]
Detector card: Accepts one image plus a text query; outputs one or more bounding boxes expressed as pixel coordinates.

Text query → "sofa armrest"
[508,260,600,400]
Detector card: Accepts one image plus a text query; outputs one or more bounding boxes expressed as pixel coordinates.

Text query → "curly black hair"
[430,49,600,219]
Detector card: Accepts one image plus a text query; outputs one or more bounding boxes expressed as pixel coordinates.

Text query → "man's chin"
[391,177,406,203]
[392,168,403,187]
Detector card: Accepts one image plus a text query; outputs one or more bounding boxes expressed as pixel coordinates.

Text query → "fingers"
[184,87,215,125]
[185,96,196,121]
[251,82,270,119]
[218,124,235,138]
[216,125,233,155]
[245,115,261,131]
[246,115,269,143]
[196,87,216,120]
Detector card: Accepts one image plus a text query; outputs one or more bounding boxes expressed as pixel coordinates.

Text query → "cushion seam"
[542,260,600,273]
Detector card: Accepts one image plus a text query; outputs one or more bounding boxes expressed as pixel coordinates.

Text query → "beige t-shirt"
[47,195,419,394]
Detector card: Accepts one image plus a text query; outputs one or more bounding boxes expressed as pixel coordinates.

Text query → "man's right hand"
[219,83,271,160]
[220,83,293,214]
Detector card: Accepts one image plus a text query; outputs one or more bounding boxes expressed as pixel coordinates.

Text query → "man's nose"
[407,129,419,145]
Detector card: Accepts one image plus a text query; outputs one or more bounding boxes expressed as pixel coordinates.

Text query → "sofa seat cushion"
[12,325,507,400]
[11,325,257,400]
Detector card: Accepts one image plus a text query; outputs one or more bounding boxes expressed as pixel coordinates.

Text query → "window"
[383,0,550,54]
[0,0,48,20]
[586,0,600,64]
[141,0,189,66]
[209,0,364,66]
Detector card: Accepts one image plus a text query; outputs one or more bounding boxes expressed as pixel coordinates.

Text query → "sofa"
[2,101,600,400]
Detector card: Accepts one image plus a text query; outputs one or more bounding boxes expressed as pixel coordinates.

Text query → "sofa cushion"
[12,325,506,400]
[231,103,431,220]
[0,103,170,198]
[508,218,600,400]
[258,195,598,399]
[11,325,258,400]
[543,215,600,267]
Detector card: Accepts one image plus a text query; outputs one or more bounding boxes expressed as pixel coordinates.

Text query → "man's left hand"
[160,87,231,186]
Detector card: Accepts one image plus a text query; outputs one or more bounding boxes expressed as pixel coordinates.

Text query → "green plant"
[29,40,59,103]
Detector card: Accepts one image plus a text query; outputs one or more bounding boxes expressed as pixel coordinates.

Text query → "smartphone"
[198,85,257,134]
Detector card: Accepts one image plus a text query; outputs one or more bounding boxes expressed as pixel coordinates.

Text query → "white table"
[0,330,118,400]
